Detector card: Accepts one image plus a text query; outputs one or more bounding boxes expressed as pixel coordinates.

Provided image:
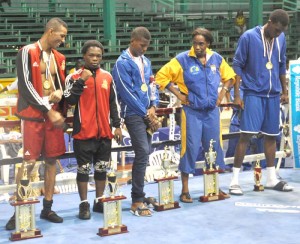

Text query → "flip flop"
[179,192,193,203]
[219,189,231,199]
[265,181,293,192]
[143,197,158,208]
[130,204,152,217]
[229,185,243,196]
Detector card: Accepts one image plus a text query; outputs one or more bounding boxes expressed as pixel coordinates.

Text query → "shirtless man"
[5,17,68,230]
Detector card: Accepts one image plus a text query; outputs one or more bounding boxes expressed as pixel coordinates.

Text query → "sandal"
[179,192,193,203]
[130,204,152,217]
[143,197,158,208]
[229,185,243,196]
[219,189,230,199]
[265,181,293,192]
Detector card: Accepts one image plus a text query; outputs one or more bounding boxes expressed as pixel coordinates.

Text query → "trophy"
[97,163,128,237]
[154,146,180,211]
[254,158,264,191]
[199,140,225,202]
[10,162,42,241]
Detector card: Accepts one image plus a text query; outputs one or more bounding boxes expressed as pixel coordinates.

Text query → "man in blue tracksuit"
[229,9,293,195]
[112,27,160,217]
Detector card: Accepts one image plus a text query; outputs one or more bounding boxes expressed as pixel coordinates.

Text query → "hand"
[233,95,244,109]
[280,93,289,104]
[47,109,65,128]
[80,69,93,81]
[177,93,189,105]
[145,114,162,133]
[114,128,123,145]
[147,106,156,121]
[48,90,63,103]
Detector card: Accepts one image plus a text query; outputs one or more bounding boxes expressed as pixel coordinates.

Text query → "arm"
[156,58,188,104]
[64,69,92,105]
[17,48,50,113]
[280,74,288,104]
[110,81,122,144]
[217,58,236,106]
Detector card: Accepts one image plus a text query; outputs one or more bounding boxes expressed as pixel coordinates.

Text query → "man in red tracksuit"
[64,40,122,220]
[5,17,68,230]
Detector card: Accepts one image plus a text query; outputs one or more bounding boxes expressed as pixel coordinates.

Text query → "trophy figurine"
[10,162,42,241]
[254,158,264,191]
[154,146,180,211]
[97,162,128,237]
[199,140,225,202]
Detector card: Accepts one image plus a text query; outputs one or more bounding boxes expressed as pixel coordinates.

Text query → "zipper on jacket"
[94,74,101,138]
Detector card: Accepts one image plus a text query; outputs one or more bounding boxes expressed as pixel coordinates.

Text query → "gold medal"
[141,83,148,92]
[43,80,51,90]
[266,61,273,70]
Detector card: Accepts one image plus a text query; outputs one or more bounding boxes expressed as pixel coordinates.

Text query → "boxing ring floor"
[1,168,300,244]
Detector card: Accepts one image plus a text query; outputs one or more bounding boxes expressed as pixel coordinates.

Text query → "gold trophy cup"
[254,159,264,191]
[10,162,42,241]
[154,146,180,211]
[97,164,128,237]
[199,140,225,202]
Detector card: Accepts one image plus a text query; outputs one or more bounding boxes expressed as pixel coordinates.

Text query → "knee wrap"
[77,163,91,182]
[94,160,109,173]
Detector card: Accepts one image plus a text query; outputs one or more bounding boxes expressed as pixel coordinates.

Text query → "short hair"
[192,28,213,45]
[81,40,104,55]
[269,9,289,27]
[45,17,68,32]
[131,27,151,41]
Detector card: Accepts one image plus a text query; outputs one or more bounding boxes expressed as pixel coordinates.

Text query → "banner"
[289,59,300,168]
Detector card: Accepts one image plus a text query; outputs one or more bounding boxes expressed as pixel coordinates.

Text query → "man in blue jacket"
[112,27,160,217]
[229,9,293,195]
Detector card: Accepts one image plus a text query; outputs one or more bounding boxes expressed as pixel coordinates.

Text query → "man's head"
[81,40,104,70]
[44,18,68,49]
[129,27,151,57]
[265,9,289,39]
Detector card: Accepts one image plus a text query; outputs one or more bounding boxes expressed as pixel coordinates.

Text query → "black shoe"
[79,202,91,220]
[40,209,63,223]
[93,201,103,213]
[5,213,15,230]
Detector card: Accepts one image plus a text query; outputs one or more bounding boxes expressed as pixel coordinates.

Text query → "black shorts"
[73,138,112,166]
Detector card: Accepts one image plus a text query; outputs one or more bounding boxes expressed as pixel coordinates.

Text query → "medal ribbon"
[38,40,63,91]
[127,49,145,84]
[261,28,274,65]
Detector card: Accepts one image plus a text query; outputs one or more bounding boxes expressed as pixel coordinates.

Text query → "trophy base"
[10,229,42,241]
[98,195,127,203]
[97,225,128,237]
[254,185,264,191]
[154,176,178,182]
[154,201,180,212]
[199,194,225,202]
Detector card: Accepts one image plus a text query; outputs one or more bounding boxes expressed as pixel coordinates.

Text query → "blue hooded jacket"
[233,26,286,97]
[112,49,159,118]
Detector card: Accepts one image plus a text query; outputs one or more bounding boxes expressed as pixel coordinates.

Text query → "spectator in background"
[229,9,292,195]
[5,17,68,230]
[112,27,160,217]
[156,28,236,203]
[64,40,122,220]
[69,59,84,74]
[234,10,247,35]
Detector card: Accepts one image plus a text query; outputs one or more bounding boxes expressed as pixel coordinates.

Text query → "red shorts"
[22,118,66,160]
